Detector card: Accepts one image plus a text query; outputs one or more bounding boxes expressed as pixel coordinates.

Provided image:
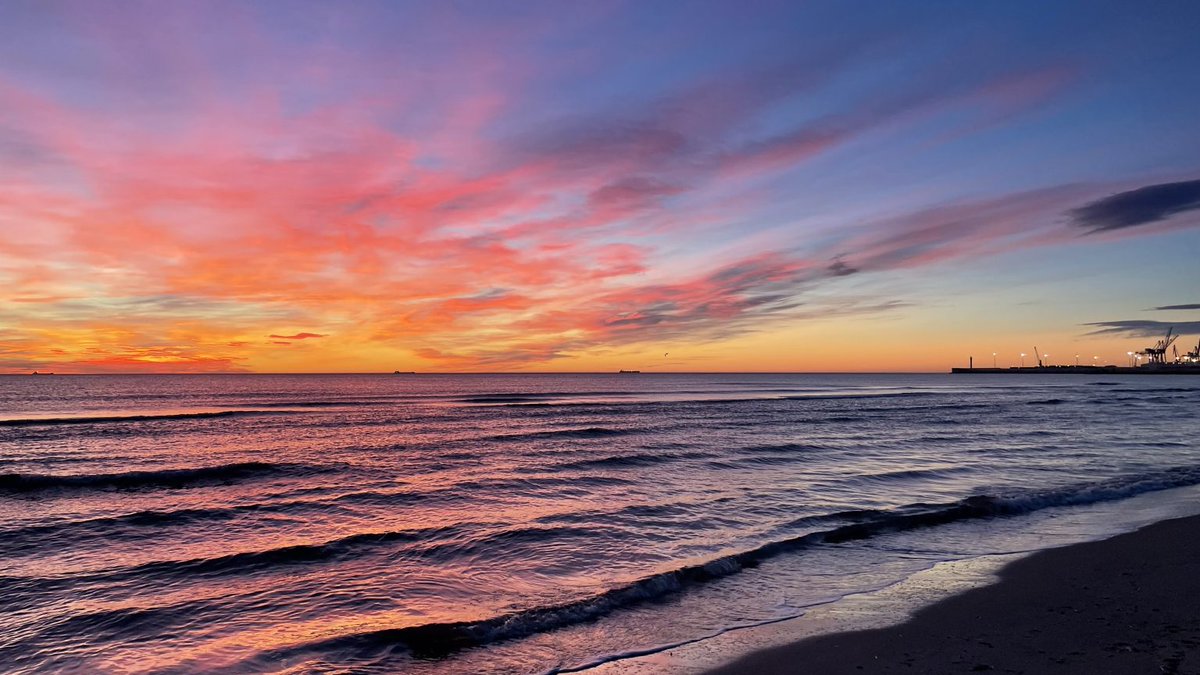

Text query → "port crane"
[1137,327,1178,366]
[953,327,1200,374]
[1180,337,1200,365]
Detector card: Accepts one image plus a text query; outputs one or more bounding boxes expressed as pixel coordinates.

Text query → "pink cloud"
[0,5,1191,373]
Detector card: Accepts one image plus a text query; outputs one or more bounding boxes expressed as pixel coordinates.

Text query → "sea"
[2,373,1198,674]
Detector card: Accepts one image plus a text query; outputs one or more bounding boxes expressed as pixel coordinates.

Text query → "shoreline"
[706,514,1200,674]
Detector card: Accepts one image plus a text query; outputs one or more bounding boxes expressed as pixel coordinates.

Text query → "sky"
[1,0,1198,373]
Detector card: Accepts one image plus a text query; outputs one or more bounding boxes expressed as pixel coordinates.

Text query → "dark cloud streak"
[1072,179,1200,232]
[828,258,858,277]
[268,332,326,340]
[1083,320,1200,337]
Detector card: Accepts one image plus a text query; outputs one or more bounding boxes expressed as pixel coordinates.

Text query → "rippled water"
[1,373,1198,673]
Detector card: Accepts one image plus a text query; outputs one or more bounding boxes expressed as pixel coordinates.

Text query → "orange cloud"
[1,6,1195,374]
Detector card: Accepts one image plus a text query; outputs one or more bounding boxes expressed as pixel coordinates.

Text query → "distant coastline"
[951,365,1200,375]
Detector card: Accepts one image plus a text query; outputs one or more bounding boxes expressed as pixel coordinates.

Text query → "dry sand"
[708,514,1200,674]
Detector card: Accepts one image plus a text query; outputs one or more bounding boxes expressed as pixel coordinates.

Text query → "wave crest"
[0,410,290,427]
[0,461,305,495]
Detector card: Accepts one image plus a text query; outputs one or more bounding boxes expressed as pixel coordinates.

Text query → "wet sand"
[708,514,1200,674]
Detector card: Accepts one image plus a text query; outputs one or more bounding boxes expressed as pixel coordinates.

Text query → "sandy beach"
[708,514,1200,674]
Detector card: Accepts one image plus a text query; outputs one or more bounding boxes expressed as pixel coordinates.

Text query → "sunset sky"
[2,0,1198,373]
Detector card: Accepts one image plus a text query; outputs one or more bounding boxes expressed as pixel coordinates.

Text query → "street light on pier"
[1020,352,1026,367]
[992,352,997,368]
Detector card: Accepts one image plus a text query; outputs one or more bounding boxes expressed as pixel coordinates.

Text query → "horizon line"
[3,370,947,376]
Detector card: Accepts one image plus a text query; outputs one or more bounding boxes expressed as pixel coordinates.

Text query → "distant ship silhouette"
[618,369,641,373]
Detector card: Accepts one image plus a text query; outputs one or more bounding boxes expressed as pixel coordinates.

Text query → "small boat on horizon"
[618,369,641,373]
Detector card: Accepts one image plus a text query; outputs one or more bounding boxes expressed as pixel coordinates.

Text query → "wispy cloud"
[1,2,1198,371]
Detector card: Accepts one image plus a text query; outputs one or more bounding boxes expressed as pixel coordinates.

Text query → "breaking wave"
[242,465,1200,661]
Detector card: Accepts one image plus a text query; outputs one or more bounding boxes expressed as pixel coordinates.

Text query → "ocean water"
[1,373,1198,674]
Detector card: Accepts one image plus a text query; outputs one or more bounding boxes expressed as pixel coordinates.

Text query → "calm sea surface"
[2,373,1198,673]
